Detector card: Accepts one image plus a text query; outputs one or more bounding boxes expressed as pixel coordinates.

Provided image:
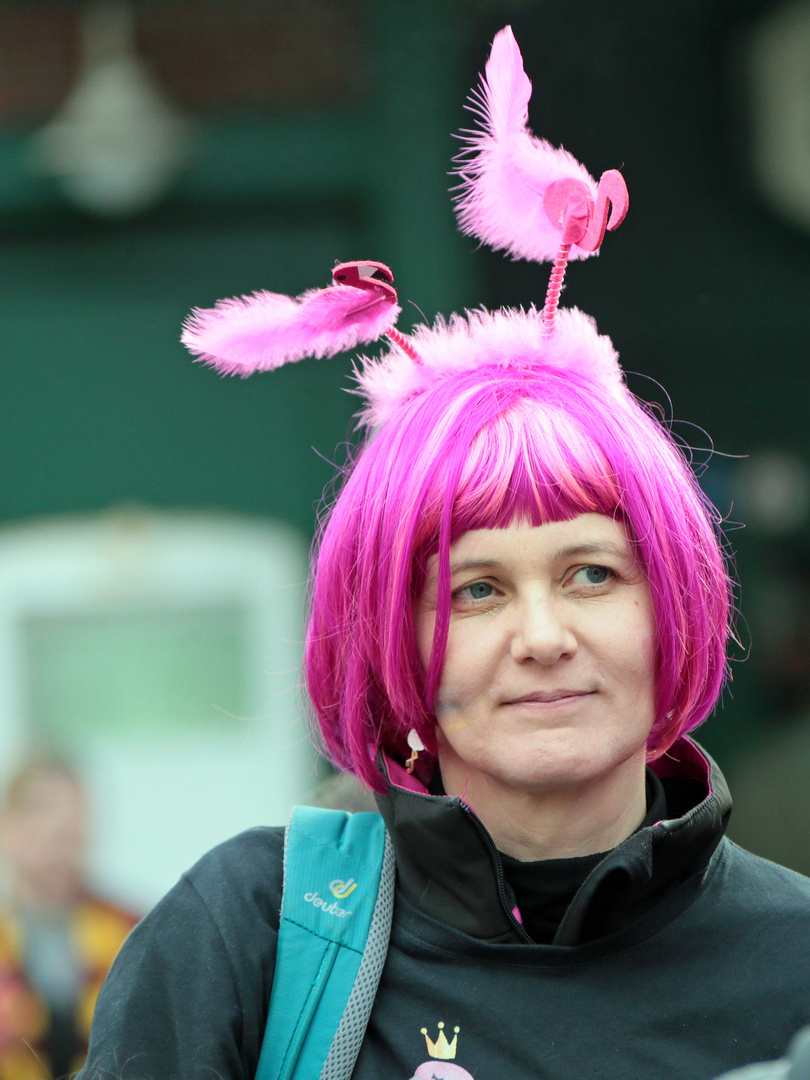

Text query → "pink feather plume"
[453,26,601,263]
[182,279,400,377]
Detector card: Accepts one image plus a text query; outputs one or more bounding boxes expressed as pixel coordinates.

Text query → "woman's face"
[415,514,657,799]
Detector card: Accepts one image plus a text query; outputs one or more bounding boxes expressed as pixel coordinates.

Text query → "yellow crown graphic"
[421,1022,460,1060]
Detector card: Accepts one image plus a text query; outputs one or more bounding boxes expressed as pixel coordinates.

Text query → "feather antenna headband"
[181,26,628,424]
[453,25,628,335]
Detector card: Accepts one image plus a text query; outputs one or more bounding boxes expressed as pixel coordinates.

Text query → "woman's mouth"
[504,689,595,705]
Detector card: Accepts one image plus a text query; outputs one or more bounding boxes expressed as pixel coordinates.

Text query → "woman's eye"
[572,565,611,586]
[457,580,494,601]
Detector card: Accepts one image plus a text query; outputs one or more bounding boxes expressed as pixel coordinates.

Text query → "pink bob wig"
[304,312,733,793]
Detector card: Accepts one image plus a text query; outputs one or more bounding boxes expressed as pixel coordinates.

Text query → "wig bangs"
[450,398,624,539]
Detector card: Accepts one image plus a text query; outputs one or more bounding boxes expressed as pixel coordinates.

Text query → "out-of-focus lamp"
[30,0,191,217]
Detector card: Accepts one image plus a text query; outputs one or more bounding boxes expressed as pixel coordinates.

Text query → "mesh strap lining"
[319,831,395,1080]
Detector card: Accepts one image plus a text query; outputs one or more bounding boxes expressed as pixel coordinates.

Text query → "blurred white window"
[0,507,313,910]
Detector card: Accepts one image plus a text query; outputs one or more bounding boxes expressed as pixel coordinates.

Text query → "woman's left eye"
[456,580,494,601]
[571,565,612,587]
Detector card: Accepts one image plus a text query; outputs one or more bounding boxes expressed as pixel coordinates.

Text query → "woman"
[78,27,810,1080]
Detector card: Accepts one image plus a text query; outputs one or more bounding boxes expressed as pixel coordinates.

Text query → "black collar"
[375,738,731,946]
[500,771,668,943]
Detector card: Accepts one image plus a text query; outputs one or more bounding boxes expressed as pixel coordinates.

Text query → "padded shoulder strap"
[255,806,394,1080]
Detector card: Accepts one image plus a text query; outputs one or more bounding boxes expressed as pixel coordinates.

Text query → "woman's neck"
[439,750,648,861]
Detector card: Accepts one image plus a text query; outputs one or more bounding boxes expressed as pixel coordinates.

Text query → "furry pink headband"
[181,26,628,425]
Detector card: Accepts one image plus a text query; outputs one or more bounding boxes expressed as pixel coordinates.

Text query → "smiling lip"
[503,690,595,705]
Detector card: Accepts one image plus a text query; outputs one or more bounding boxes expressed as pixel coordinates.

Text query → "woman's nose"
[509,596,577,664]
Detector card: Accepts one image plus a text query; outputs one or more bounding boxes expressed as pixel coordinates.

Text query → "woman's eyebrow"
[553,542,629,560]
[448,543,630,574]
[447,558,500,575]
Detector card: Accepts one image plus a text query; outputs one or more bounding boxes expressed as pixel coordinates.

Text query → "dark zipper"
[459,802,534,943]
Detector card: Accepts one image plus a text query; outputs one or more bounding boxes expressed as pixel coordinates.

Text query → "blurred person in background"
[0,761,137,1080]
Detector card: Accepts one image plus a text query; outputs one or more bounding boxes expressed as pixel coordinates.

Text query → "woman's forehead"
[425,514,634,577]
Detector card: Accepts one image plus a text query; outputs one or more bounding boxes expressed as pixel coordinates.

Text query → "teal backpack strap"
[255,806,395,1080]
